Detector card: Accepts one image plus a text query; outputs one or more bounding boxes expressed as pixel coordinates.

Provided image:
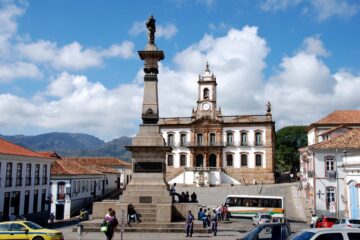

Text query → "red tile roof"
[63,157,131,168]
[51,159,103,176]
[315,110,360,125]
[311,128,360,149]
[0,138,48,158]
[87,165,119,174]
[38,151,62,159]
[318,125,351,136]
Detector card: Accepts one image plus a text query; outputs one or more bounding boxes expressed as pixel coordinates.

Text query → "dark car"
[240,222,291,240]
[315,217,338,228]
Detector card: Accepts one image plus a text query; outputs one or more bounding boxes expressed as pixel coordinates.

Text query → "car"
[332,218,360,229]
[252,212,272,225]
[315,216,338,228]
[240,222,291,240]
[289,228,360,240]
[0,221,64,240]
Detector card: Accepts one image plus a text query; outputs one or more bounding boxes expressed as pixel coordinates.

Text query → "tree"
[275,126,307,173]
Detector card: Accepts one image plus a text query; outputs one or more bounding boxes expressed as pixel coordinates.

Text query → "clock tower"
[192,62,221,119]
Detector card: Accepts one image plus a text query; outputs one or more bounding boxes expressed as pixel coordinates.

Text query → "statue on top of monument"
[146,15,156,45]
[266,101,271,113]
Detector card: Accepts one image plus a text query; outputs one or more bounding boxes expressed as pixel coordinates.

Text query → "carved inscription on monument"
[134,162,163,172]
[139,196,152,203]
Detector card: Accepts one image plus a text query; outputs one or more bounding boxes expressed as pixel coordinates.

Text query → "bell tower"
[192,62,221,119]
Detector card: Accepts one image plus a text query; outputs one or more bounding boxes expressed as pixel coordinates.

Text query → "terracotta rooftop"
[315,110,360,125]
[0,138,48,158]
[51,159,103,176]
[311,128,360,150]
[87,165,119,174]
[63,157,131,168]
[318,125,351,136]
[38,151,62,159]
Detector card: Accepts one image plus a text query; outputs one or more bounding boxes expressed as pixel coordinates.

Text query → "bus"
[224,195,285,218]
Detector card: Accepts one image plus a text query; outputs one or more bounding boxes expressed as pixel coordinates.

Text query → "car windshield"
[289,231,316,240]
[261,215,271,219]
[349,220,360,224]
[23,221,44,229]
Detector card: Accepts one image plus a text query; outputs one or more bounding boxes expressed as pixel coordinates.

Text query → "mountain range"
[0,132,132,162]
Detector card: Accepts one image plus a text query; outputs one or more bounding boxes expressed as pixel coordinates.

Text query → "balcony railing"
[42,177,48,185]
[16,177,22,186]
[167,141,266,148]
[34,177,40,185]
[25,177,31,186]
[326,171,337,179]
[5,178,12,187]
[255,141,264,146]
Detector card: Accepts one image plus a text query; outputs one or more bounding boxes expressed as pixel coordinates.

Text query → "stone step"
[126,185,169,191]
[136,208,156,214]
[138,213,156,218]
[120,196,172,204]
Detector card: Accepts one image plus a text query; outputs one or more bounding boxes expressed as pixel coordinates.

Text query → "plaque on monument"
[134,162,163,173]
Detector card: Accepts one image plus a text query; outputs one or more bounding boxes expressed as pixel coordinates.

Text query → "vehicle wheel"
[33,237,44,240]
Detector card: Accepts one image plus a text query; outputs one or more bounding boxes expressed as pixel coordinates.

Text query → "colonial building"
[0,138,53,224]
[300,110,360,218]
[159,63,275,186]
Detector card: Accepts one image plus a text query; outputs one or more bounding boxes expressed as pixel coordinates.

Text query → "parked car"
[315,216,338,228]
[0,221,64,240]
[289,228,360,240]
[240,222,291,240]
[252,212,272,225]
[332,218,360,229]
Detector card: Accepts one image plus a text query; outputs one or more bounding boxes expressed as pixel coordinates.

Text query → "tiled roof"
[88,165,119,174]
[63,157,131,168]
[38,151,62,159]
[311,129,360,149]
[51,159,103,176]
[318,125,351,136]
[0,138,48,158]
[315,110,360,124]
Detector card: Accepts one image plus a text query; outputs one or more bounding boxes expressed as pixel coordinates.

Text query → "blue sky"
[0,0,359,141]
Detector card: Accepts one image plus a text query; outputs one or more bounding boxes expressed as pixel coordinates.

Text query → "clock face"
[202,102,211,110]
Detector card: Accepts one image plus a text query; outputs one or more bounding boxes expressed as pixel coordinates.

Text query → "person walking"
[310,213,318,228]
[211,208,218,236]
[102,209,118,240]
[185,210,194,237]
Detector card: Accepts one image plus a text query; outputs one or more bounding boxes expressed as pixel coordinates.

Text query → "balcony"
[255,141,264,147]
[16,177,22,186]
[25,177,32,186]
[326,171,337,179]
[34,177,40,185]
[240,142,248,146]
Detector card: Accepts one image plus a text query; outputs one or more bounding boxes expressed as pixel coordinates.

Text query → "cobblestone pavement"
[59,218,308,240]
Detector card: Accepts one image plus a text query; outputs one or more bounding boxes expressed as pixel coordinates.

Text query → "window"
[226,154,233,167]
[33,190,38,212]
[315,233,343,240]
[255,154,262,167]
[167,133,174,146]
[42,165,48,185]
[197,133,203,146]
[180,133,187,146]
[73,181,77,194]
[241,154,248,167]
[25,164,31,186]
[34,164,40,185]
[5,162,12,187]
[82,180,85,192]
[210,133,216,146]
[241,132,248,146]
[325,156,336,178]
[180,154,186,167]
[41,189,46,211]
[255,132,262,146]
[78,181,81,193]
[326,187,336,210]
[227,132,233,146]
[167,155,174,166]
[203,88,209,99]
[57,183,65,200]
[10,223,25,231]
[16,163,22,186]
[86,181,89,192]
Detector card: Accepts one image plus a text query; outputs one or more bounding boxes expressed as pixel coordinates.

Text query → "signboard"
[329,201,336,213]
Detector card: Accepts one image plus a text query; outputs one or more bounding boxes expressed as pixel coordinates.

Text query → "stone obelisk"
[120,15,172,222]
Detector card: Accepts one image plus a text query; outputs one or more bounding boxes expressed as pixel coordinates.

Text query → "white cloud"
[302,36,330,57]
[129,21,178,39]
[0,61,42,82]
[261,0,360,20]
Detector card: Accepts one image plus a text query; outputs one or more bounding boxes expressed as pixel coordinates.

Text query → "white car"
[332,218,360,229]
[252,212,272,225]
[289,228,360,240]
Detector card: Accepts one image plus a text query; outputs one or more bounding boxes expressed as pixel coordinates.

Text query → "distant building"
[0,138,53,224]
[300,110,360,218]
[159,63,276,186]
[50,159,120,220]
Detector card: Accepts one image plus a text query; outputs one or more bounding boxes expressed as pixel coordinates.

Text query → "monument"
[118,15,173,222]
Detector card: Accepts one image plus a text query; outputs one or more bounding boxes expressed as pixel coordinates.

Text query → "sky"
[0,0,359,141]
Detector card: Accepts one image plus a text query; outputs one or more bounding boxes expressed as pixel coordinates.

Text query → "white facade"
[0,154,52,223]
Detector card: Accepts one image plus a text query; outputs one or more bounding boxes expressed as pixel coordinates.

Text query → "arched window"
[241,132,248,146]
[167,133,174,146]
[197,133,203,146]
[203,88,209,99]
[255,132,262,146]
[227,132,233,146]
[241,154,248,167]
[255,154,262,167]
[180,154,186,167]
[210,133,216,146]
[209,154,217,167]
[167,155,174,166]
[226,154,233,167]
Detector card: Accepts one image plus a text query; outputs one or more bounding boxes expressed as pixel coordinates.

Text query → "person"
[310,213,318,228]
[49,212,55,224]
[103,209,118,240]
[180,192,186,202]
[197,208,203,220]
[206,208,211,227]
[191,192,197,202]
[222,204,229,221]
[185,191,190,202]
[170,183,181,202]
[79,208,89,222]
[127,204,140,225]
[185,210,194,237]
[199,209,206,228]
[211,209,218,236]
[216,205,222,221]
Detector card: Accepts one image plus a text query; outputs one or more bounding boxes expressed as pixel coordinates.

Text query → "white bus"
[224,195,285,218]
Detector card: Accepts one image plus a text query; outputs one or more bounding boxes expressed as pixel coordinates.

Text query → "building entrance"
[196,155,203,167]
[209,154,217,167]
